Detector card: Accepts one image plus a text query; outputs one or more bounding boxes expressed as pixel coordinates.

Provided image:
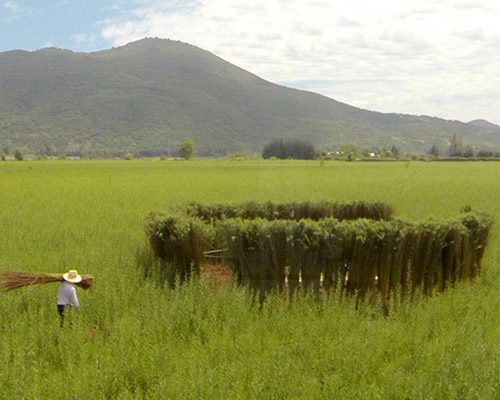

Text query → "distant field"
[1,159,500,399]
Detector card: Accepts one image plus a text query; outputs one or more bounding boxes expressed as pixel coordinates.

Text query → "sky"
[1,0,499,125]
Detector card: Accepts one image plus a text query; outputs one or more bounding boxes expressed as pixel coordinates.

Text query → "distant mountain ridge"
[468,119,500,131]
[1,38,499,157]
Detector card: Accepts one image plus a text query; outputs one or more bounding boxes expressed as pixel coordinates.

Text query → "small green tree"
[179,140,197,160]
[14,149,23,161]
[390,145,400,158]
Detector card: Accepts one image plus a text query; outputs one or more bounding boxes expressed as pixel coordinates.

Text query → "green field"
[1,159,500,399]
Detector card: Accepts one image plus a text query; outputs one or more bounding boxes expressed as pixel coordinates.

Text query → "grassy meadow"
[1,159,500,399]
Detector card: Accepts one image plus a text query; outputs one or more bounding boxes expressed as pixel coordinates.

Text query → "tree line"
[262,139,316,160]
[262,135,500,161]
[3,134,500,161]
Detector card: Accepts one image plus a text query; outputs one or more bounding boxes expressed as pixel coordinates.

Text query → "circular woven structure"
[145,201,492,306]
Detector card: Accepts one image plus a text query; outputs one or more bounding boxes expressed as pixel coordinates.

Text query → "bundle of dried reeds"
[0,271,94,292]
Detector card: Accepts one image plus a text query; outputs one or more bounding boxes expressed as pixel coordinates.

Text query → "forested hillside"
[1,38,499,157]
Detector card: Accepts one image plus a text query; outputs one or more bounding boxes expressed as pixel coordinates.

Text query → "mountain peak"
[107,37,202,55]
[468,119,500,131]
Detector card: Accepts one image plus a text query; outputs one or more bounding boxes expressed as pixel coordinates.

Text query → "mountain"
[468,119,500,132]
[1,38,499,157]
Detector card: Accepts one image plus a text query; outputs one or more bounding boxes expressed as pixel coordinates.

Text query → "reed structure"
[145,201,492,307]
[0,271,94,291]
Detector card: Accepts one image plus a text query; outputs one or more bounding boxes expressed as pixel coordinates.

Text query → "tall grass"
[1,159,500,398]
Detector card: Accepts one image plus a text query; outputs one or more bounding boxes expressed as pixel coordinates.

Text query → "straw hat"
[63,269,82,283]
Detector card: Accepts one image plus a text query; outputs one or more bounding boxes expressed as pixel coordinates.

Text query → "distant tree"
[289,140,315,159]
[390,145,400,158]
[124,152,134,160]
[428,144,442,158]
[262,139,315,160]
[463,145,475,158]
[449,134,463,157]
[477,150,494,158]
[179,139,197,160]
[14,149,23,161]
[262,139,286,159]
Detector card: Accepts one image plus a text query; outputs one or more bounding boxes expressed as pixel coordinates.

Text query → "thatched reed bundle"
[144,215,216,284]
[144,200,394,287]
[183,200,395,222]
[218,213,492,305]
[144,201,493,307]
[0,271,94,292]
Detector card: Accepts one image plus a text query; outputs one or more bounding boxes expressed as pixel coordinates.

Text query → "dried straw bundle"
[0,271,94,292]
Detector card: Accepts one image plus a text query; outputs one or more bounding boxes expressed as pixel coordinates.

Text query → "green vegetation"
[262,139,316,159]
[13,149,23,161]
[2,38,500,158]
[178,139,197,160]
[1,160,500,398]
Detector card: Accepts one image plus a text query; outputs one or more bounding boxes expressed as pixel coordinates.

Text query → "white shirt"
[57,281,79,308]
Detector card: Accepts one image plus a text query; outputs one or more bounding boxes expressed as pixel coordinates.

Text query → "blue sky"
[0,1,132,51]
[1,0,499,125]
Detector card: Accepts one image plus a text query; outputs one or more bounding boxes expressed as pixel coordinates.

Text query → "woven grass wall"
[144,201,492,307]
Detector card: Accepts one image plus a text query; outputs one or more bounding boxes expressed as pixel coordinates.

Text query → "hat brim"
[63,273,82,283]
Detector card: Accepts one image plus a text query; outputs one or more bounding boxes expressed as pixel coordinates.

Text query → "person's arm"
[69,285,80,309]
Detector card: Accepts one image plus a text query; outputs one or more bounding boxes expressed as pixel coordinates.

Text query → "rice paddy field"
[1,159,500,399]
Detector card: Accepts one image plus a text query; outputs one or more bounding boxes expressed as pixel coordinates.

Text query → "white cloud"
[100,0,500,124]
[1,1,38,21]
[2,1,20,14]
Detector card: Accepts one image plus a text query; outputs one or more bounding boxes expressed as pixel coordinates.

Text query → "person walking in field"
[57,269,81,326]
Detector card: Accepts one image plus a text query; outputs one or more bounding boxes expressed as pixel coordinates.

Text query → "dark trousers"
[57,304,66,327]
